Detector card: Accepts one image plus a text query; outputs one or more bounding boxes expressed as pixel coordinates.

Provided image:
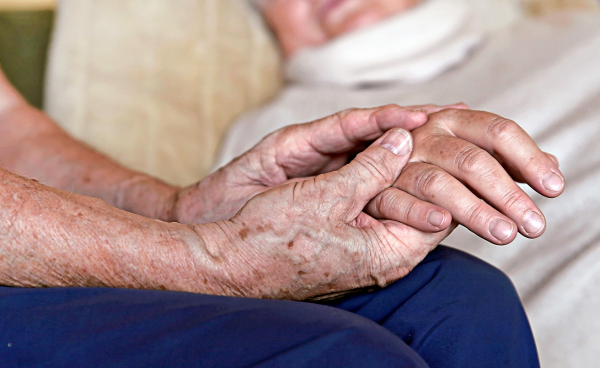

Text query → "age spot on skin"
[239,228,250,241]
[253,269,264,281]
[298,270,306,275]
[288,241,295,249]
[257,223,274,233]
[324,272,330,278]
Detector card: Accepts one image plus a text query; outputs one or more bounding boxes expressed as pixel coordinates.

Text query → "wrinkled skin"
[377,108,564,244]
[258,0,423,56]
[194,125,448,300]
[0,58,564,301]
[0,101,563,300]
[175,106,564,300]
[178,105,563,245]
[176,104,454,228]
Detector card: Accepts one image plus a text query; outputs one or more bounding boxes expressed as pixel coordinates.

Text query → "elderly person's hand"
[193,127,455,300]
[377,108,565,245]
[174,104,457,229]
[0,127,433,300]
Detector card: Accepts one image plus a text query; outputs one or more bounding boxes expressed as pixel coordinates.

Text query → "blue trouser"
[0,246,539,367]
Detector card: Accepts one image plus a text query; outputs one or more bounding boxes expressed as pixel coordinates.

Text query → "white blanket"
[285,0,484,86]
[216,12,600,368]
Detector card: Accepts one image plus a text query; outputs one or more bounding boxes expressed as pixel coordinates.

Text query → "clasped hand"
[176,104,563,300]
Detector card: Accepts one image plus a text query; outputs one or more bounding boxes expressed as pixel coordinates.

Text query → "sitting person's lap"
[0,246,538,368]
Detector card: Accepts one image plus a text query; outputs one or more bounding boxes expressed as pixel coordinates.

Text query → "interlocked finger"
[394,162,528,245]
[411,132,547,239]
[427,109,565,198]
[365,187,452,232]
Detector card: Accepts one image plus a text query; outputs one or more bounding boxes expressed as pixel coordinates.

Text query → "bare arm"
[0,69,178,221]
[0,96,445,299]
[0,102,564,299]
[0,70,436,227]
[0,128,443,301]
[0,166,232,292]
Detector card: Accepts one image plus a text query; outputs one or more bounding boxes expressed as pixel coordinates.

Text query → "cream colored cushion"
[45,0,282,186]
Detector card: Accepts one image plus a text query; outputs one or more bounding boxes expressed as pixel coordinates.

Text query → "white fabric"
[216,12,600,368]
[286,0,481,86]
[285,0,520,87]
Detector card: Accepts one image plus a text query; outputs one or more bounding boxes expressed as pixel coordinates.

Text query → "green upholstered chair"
[0,8,53,108]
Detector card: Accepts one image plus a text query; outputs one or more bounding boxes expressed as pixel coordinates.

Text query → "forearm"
[0,167,229,293]
[0,72,178,220]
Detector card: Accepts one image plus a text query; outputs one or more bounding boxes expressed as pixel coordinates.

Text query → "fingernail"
[523,211,545,236]
[427,210,445,228]
[489,218,514,242]
[381,129,412,156]
[542,172,564,193]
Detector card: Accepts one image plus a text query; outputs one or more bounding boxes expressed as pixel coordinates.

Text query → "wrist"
[172,175,219,224]
[116,175,180,221]
[173,168,264,225]
[178,220,249,296]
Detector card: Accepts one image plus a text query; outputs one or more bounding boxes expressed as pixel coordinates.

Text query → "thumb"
[333,128,413,218]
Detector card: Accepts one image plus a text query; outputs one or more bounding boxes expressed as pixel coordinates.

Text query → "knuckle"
[454,146,492,175]
[411,126,434,146]
[404,200,424,224]
[375,188,397,217]
[499,189,528,213]
[378,103,400,112]
[464,201,491,227]
[354,151,396,186]
[486,116,519,142]
[426,108,466,130]
[431,107,461,120]
[413,166,450,199]
[337,108,368,143]
[334,108,353,119]
[331,109,348,128]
